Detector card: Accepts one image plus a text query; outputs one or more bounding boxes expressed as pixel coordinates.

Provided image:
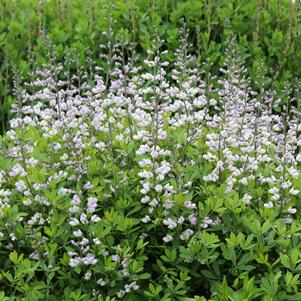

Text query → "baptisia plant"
[1,28,301,301]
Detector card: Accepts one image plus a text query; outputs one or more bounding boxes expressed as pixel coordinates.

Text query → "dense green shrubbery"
[1,0,301,133]
[1,29,301,300]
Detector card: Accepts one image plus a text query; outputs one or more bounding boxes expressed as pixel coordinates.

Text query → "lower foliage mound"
[1,34,301,300]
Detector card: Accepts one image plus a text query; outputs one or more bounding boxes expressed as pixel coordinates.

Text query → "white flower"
[163,234,173,243]
[23,199,32,206]
[283,217,293,224]
[188,213,197,225]
[69,218,80,226]
[136,144,150,155]
[108,117,115,123]
[91,215,101,223]
[97,278,106,286]
[117,290,125,298]
[138,171,153,179]
[69,257,81,267]
[141,215,151,223]
[163,218,177,229]
[151,150,159,159]
[73,230,83,237]
[93,238,101,245]
[141,196,150,204]
[156,174,165,181]
[203,172,218,182]
[184,200,196,209]
[156,163,171,175]
[69,206,79,213]
[149,199,158,207]
[288,167,299,178]
[9,164,26,177]
[180,229,194,240]
[201,216,212,228]
[58,188,69,196]
[84,181,93,189]
[80,213,89,224]
[87,197,98,212]
[84,272,92,280]
[268,187,279,194]
[264,201,273,209]
[289,188,299,196]
[155,184,162,192]
[71,195,81,206]
[141,182,150,194]
[239,178,248,186]
[82,253,97,265]
[112,255,120,262]
[288,207,297,214]
[203,152,217,161]
[80,238,89,246]
[178,216,185,224]
[24,190,30,196]
[272,194,280,201]
[121,268,129,277]
[29,251,40,260]
[124,281,139,292]
[163,199,174,209]
[242,194,252,204]
[15,180,27,192]
[138,159,152,168]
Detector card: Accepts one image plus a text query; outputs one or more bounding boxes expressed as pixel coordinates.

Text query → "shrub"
[1,0,301,133]
[1,30,301,300]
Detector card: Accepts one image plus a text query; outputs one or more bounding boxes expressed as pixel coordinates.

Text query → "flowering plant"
[1,30,301,300]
